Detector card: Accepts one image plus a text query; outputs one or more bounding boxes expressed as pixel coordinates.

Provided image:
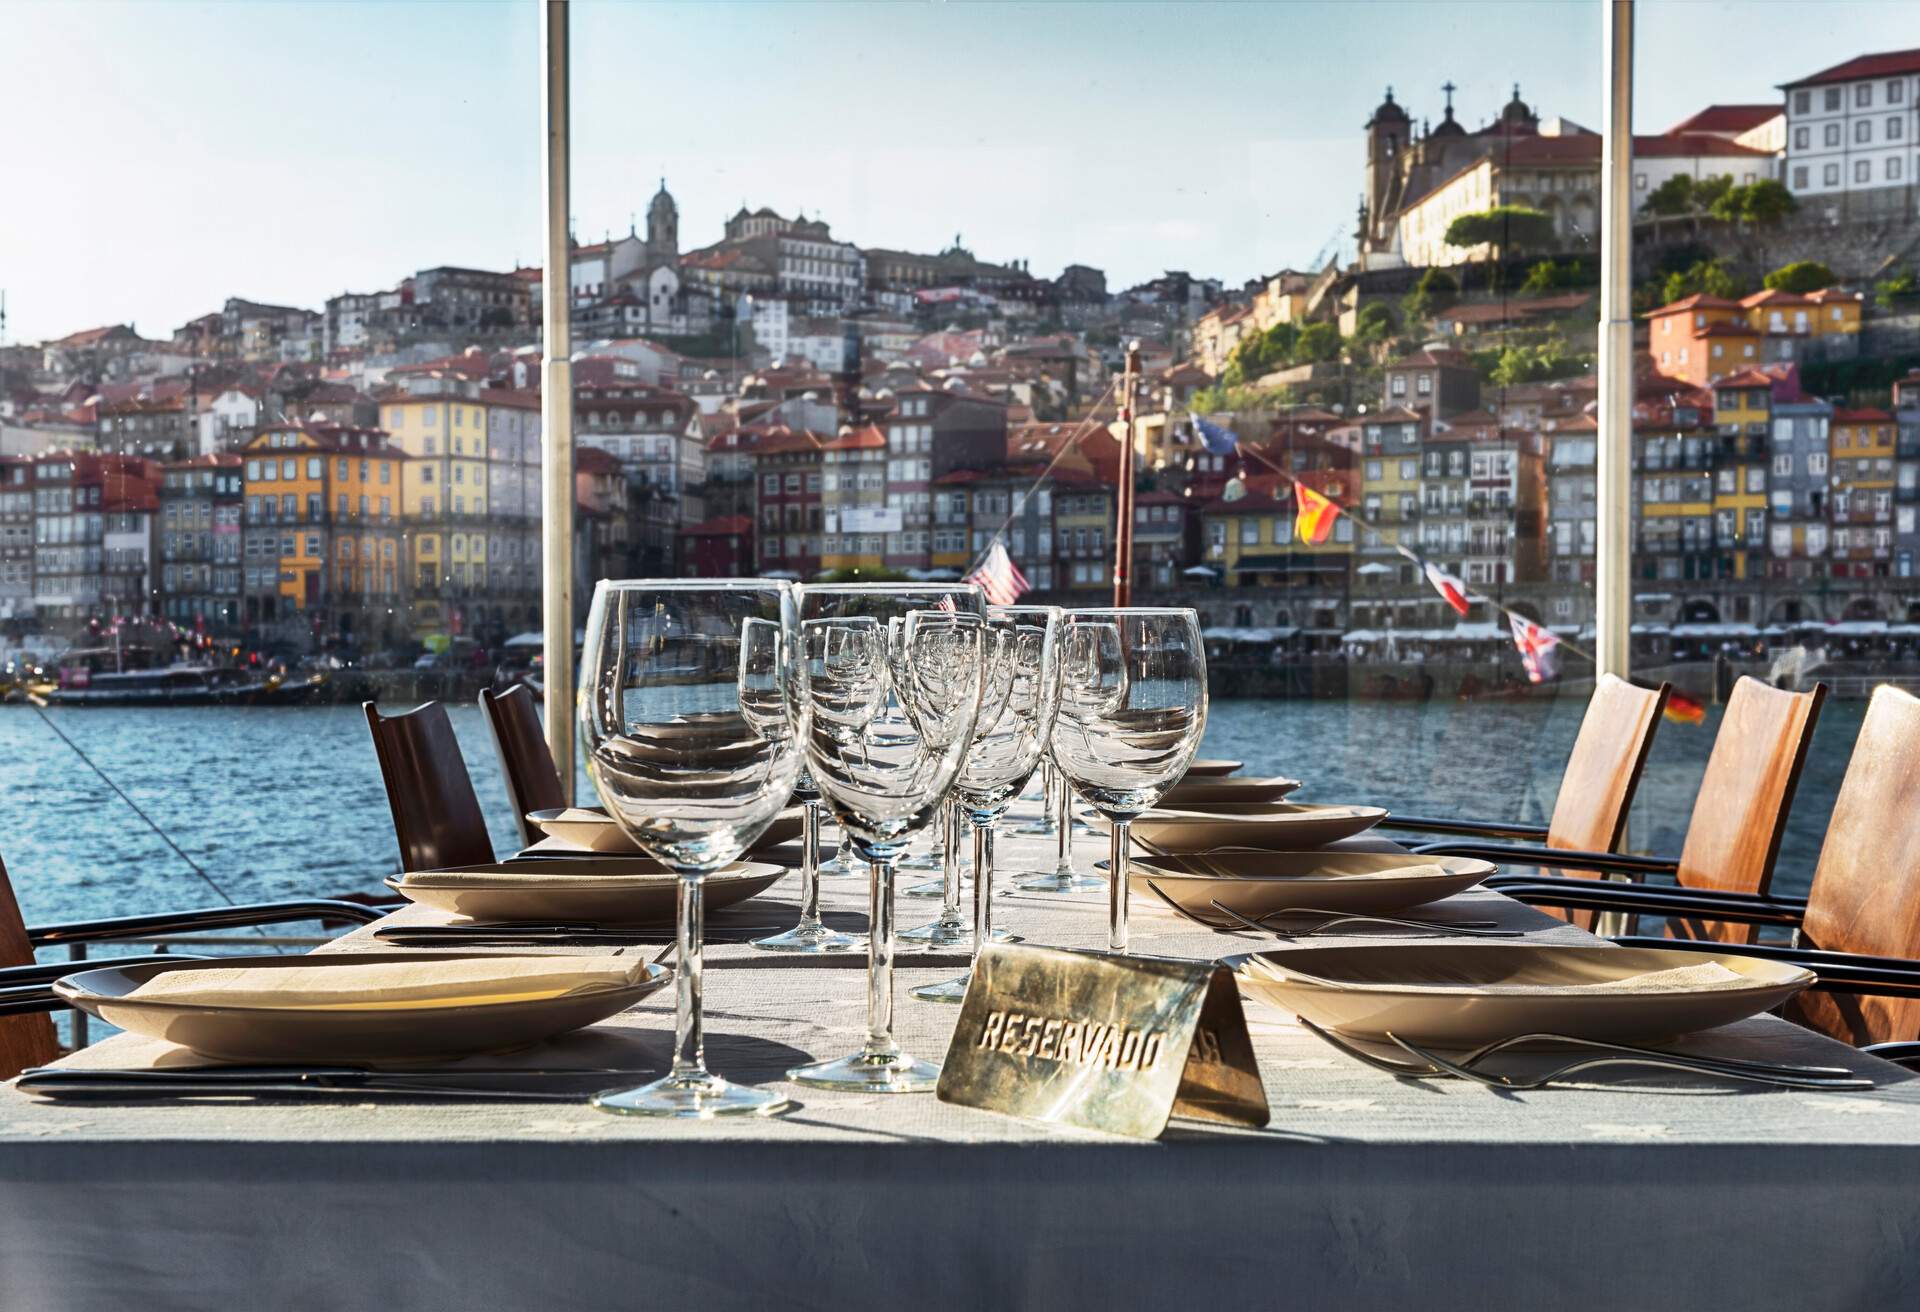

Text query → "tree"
[1876,268,1917,309]
[1520,259,1575,293]
[1642,175,1695,217]
[1764,260,1836,294]
[1660,258,1740,305]
[1709,178,1795,225]
[1401,267,1459,327]
[1443,206,1556,261]
[1350,302,1395,356]
[1294,322,1343,363]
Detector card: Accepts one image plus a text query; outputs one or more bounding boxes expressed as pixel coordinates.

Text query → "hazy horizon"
[3,0,1916,345]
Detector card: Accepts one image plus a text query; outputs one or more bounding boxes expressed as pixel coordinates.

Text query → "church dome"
[1499,84,1537,130]
[1368,87,1409,125]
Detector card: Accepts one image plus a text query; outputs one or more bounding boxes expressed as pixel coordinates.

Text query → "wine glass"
[1051,608,1207,955]
[1010,747,1105,893]
[577,580,802,1118]
[901,613,997,947]
[915,605,1061,1002]
[747,618,864,955]
[787,583,985,1092]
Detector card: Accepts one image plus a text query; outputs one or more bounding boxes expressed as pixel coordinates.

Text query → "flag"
[964,541,1031,607]
[1422,559,1472,615]
[1189,412,1239,456]
[1294,482,1341,545]
[1665,690,1707,725]
[935,594,957,613]
[1507,614,1561,684]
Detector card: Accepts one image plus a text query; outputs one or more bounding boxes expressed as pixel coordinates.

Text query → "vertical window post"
[1596,0,1634,679]
[541,0,576,800]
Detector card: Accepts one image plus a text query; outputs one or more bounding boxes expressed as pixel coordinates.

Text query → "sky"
[3,0,1917,345]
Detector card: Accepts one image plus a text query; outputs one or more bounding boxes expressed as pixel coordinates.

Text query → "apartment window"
[1794,90,1811,115]
[1824,123,1841,147]
[1892,80,1906,104]
[1773,453,1793,476]
[1855,119,1872,144]
[1793,127,1809,150]
[1856,160,1872,185]
[784,474,800,492]
[1416,374,1432,396]
[1825,163,1841,186]
[1857,83,1873,108]
[1891,117,1905,141]
[1634,172,1646,191]
[1793,166,1809,189]
[1891,157,1905,182]
[762,474,778,494]
[1809,453,1829,476]
[1389,375,1406,397]
[1825,88,1842,111]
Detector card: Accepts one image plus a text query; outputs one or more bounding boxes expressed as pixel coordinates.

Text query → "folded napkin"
[1242,954,1758,996]
[127,956,650,1011]
[400,862,674,888]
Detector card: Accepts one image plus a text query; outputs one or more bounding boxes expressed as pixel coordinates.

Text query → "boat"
[41,664,328,708]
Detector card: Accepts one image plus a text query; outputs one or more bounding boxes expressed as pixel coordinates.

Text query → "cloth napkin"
[399,861,675,888]
[127,956,651,1010]
[1242,954,1758,996]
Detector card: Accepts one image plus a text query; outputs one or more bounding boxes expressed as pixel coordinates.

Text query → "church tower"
[647,179,678,262]
[1363,87,1412,253]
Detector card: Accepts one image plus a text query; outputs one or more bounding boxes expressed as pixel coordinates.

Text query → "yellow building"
[1358,406,1424,557]
[1634,412,1716,582]
[1831,406,1894,577]
[240,424,405,628]
[380,393,492,631]
[1708,371,1773,580]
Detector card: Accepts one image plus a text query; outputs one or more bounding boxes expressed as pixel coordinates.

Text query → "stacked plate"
[1228,943,1814,1045]
[387,857,784,925]
[1134,849,1495,920]
[52,952,672,1063]
[528,805,805,855]
[1181,758,1243,778]
[1111,802,1389,855]
[1159,775,1303,808]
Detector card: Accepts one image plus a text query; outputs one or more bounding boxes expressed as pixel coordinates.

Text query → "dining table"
[3,795,1920,1311]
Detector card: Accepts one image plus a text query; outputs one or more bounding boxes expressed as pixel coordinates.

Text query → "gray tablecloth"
[4,800,1919,1310]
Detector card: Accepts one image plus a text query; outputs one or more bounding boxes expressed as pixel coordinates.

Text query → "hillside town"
[7,45,1920,689]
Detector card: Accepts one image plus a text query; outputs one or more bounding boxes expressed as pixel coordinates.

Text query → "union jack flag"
[964,541,1031,607]
[1508,614,1561,683]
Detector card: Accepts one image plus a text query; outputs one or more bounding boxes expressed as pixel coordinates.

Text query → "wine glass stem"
[1108,822,1130,955]
[864,857,901,1060]
[673,872,707,1078]
[972,816,994,963]
[798,801,822,928]
[1055,773,1074,873]
[941,799,963,918]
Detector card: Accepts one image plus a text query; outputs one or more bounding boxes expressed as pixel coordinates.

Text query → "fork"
[1297,1018,1871,1090]
[1207,898,1522,940]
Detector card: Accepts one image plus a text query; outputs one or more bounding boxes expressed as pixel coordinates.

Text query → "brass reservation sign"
[936,943,1269,1138]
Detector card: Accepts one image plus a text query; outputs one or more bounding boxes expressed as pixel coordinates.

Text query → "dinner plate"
[52,953,672,1064]
[1160,776,1304,807]
[1226,943,1813,1045]
[528,805,804,855]
[1116,803,1389,854]
[1182,759,1243,778]
[387,859,784,925]
[1133,850,1495,918]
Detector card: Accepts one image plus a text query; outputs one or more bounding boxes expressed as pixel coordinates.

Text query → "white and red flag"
[1508,614,1561,683]
[1422,559,1472,616]
[964,541,1031,607]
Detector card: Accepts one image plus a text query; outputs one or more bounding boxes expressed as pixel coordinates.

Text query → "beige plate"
[1134,850,1495,919]
[527,806,804,855]
[387,859,784,926]
[1160,776,1304,807]
[1113,803,1389,854]
[52,953,672,1065]
[1226,943,1813,1045]
[1182,758,1243,778]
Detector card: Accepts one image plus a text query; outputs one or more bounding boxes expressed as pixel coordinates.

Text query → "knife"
[14,1065,645,1101]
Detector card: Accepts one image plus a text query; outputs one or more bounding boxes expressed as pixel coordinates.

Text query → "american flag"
[964,541,1031,607]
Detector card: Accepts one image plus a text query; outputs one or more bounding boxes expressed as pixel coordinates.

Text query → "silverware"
[1298,1018,1872,1090]
[375,925,782,948]
[1206,898,1521,939]
[13,1064,651,1101]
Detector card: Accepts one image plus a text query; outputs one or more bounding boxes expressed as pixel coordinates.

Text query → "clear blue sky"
[2,0,1914,344]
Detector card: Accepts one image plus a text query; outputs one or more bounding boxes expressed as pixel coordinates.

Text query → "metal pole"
[1112,340,1141,607]
[541,0,576,802]
[1595,0,1634,681]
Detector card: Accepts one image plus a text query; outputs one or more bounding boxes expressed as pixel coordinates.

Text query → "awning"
[1354,562,1397,576]
[1200,626,1299,643]
[1229,554,1347,573]
[1828,620,1890,636]
[504,631,544,648]
[1669,623,1759,638]
[1181,565,1220,579]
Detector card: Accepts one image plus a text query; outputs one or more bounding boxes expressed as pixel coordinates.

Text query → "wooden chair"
[1522,685,1920,1052]
[1379,672,1669,850]
[363,701,495,872]
[0,852,382,1081]
[479,684,565,850]
[1435,677,1826,941]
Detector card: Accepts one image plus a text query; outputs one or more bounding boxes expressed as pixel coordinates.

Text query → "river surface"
[0,693,1860,926]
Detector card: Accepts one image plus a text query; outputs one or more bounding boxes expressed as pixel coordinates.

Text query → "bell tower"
[1363,87,1411,252]
[646,178,678,262]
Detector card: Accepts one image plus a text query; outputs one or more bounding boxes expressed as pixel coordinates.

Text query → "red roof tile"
[1665,105,1782,136]
[1783,48,1920,90]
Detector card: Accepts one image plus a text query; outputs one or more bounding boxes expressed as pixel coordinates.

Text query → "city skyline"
[3,1,1917,345]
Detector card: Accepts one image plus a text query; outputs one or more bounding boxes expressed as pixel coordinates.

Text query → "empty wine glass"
[578,580,802,1118]
[1010,747,1105,893]
[788,584,985,1092]
[748,618,864,955]
[915,605,1061,1002]
[1051,609,1207,955]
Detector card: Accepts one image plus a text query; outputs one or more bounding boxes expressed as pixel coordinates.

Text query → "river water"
[0,693,1859,926]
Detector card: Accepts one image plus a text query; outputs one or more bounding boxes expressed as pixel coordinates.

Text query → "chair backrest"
[479,684,565,849]
[362,701,494,872]
[1790,685,1920,1045]
[0,855,58,1082]
[1544,673,1670,854]
[1668,677,1827,943]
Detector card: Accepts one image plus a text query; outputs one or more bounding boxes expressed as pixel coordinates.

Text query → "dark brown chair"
[0,852,382,1081]
[1441,677,1826,941]
[363,701,495,872]
[479,684,566,849]
[1547,685,1920,1052]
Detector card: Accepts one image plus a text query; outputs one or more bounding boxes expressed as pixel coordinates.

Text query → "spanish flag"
[1664,691,1707,725]
[1294,483,1341,545]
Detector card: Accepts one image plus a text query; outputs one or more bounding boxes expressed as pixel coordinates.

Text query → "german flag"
[1294,482,1341,545]
[1664,690,1707,725]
